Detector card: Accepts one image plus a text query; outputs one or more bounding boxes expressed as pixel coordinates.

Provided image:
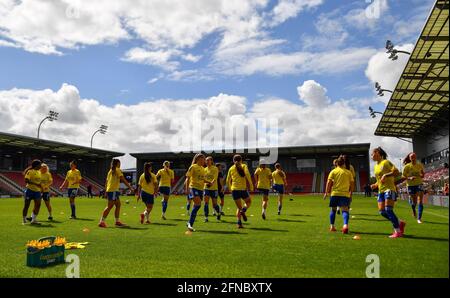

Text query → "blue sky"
[0,0,434,167]
[0,0,433,107]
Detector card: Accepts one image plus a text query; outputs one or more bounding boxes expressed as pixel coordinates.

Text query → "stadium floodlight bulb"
[385,40,394,53]
[375,82,381,91]
[377,90,384,96]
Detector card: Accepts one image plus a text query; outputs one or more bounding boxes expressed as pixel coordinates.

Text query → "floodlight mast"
[37,110,59,139]
[374,82,393,97]
[90,125,108,148]
[368,106,383,118]
[385,40,411,60]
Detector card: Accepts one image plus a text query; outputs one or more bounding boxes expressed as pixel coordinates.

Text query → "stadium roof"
[375,0,449,138]
[130,143,371,159]
[0,131,124,158]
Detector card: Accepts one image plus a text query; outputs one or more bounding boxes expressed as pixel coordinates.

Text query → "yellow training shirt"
[254,167,272,190]
[25,169,41,192]
[186,164,205,190]
[66,169,82,188]
[227,164,253,191]
[374,159,397,193]
[106,168,124,192]
[272,170,286,185]
[403,162,424,186]
[139,173,157,194]
[328,166,354,198]
[157,168,174,187]
[40,172,53,192]
[204,165,219,190]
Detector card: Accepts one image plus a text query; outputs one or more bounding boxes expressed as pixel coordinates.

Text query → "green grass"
[0,194,448,278]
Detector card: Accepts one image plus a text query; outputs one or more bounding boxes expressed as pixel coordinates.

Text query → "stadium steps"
[83,175,104,191]
[0,172,23,195]
[286,173,314,193]
[56,174,87,195]
[172,175,185,194]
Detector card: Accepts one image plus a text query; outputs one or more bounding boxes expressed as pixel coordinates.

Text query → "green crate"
[26,236,65,268]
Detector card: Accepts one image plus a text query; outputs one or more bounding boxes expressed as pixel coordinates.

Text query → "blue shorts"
[106,191,120,201]
[159,186,171,196]
[329,196,350,208]
[141,191,154,205]
[68,188,78,198]
[204,189,218,199]
[190,188,204,200]
[24,189,41,201]
[273,184,284,194]
[42,192,50,202]
[232,190,250,201]
[408,185,423,195]
[377,190,398,202]
[258,188,270,196]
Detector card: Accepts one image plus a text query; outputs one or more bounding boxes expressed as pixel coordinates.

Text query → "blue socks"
[242,207,247,213]
[204,203,209,217]
[189,205,200,226]
[342,211,349,225]
[329,209,337,225]
[278,203,282,213]
[411,204,417,217]
[162,200,168,213]
[385,206,400,229]
[70,203,76,217]
[418,204,424,220]
[214,204,220,214]
[186,200,191,212]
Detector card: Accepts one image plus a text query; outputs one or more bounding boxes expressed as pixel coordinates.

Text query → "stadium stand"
[0,132,124,197]
[374,0,449,197]
[131,143,371,194]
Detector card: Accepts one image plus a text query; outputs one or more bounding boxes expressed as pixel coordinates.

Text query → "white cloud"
[268,0,323,26]
[229,47,376,76]
[0,82,411,170]
[122,48,183,71]
[365,43,414,103]
[297,80,330,107]
[344,0,389,30]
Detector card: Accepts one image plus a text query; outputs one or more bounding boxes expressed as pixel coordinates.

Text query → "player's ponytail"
[275,163,285,179]
[23,159,42,176]
[336,156,345,167]
[144,162,152,184]
[374,147,388,160]
[403,152,413,165]
[110,159,120,176]
[233,155,245,177]
[341,155,350,170]
[191,153,205,165]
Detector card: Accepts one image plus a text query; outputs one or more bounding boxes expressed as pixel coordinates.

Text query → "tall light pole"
[90,125,108,148]
[385,40,411,61]
[37,110,59,139]
[374,82,393,97]
[369,106,383,118]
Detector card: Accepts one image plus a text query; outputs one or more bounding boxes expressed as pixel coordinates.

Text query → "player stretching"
[137,162,158,224]
[272,163,287,215]
[203,157,221,222]
[59,160,82,219]
[371,147,406,238]
[402,152,425,223]
[254,161,272,220]
[226,155,253,228]
[98,159,134,228]
[185,153,206,232]
[323,156,354,234]
[40,163,54,221]
[23,160,42,225]
[156,161,174,220]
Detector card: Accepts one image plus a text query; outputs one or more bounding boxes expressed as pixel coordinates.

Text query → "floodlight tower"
[385,40,411,61]
[37,110,59,139]
[90,125,108,148]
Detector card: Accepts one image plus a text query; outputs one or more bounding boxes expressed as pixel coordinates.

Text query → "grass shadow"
[352,217,388,222]
[46,220,63,224]
[150,222,177,227]
[72,218,95,222]
[421,221,449,226]
[402,235,449,242]
[28,223,54,228]
[351,231,394,236]
[247,227,288,232]
[276,218,305,223]
[289,214,312,217]
[197,230,246,235]
[116,226,149,230]
[353,213,380,217]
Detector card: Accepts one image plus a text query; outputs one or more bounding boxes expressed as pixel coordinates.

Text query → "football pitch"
[0,194,448,278]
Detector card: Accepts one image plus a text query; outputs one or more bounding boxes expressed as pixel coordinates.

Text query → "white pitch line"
[425,210,449,219]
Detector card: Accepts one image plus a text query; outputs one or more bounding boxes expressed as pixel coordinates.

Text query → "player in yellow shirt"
[156,161,175,220]
[203,157,221,222]
[216,163,226,216]
[371,147,406,238]
[254,162,272,220]
[59,160,82,219]
[22,160,43,225]
[402,152,425,223]
[98,159,135,228]
[323,156,354,234]
[185,153,206,232]
[40,163,54,221]
[137,162,158,224]
[272,163,287,215]
[226,155,253,228]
